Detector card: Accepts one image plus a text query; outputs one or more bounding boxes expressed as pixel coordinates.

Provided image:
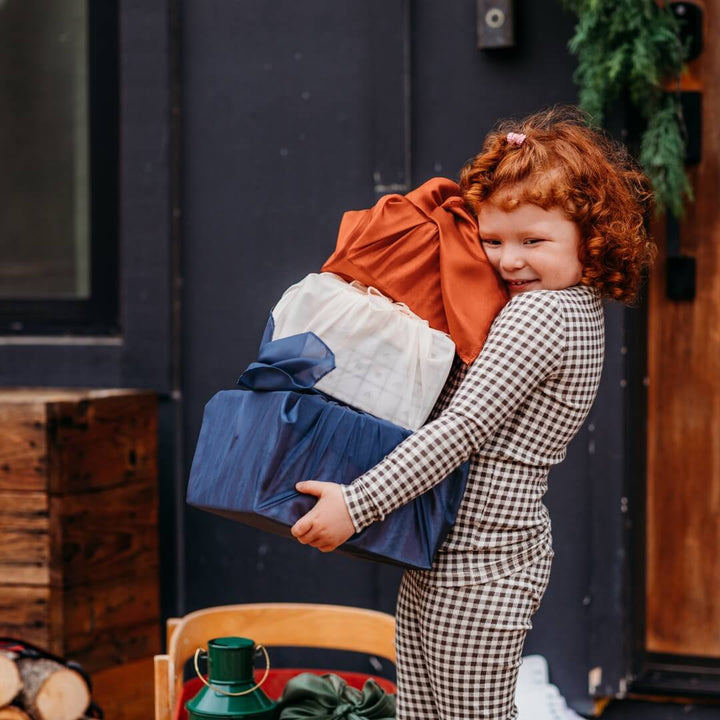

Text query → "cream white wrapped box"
[271,273,456,430]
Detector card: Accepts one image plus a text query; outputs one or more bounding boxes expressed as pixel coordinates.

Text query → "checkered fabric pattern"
[395,554,553,720]
[342,285,604,585]
[341,286,604,719]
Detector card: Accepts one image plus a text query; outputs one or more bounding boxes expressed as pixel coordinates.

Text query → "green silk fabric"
[278,673,396,720]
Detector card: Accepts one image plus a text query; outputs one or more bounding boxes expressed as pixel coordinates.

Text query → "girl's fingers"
[295,480,323,497]
[293,521,333,550]
[293,524,337,552]
[292,515,327,544]
[291,515,314,539]
[306,536,333,552]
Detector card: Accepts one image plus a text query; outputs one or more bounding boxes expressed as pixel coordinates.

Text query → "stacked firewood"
[0,650,92,720]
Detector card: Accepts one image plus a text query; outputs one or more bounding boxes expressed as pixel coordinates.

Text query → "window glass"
[0,0,90,299]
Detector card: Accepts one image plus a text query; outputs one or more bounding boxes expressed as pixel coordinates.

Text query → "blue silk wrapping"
[238,315,336,392]
[186,325,468,569]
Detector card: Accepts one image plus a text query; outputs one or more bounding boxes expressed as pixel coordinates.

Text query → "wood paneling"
[0,389,161,674]
[0,491,50,584]
[0,586,56,650]
[46,392,157,494]
[646,0,720,657]
[0,402,48,491]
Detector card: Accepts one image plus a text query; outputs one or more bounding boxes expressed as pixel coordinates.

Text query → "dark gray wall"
[178,0,602,707]
[0,0,713,716]
[1,1,714,717]
[175,2,720,717]
[180,1,410,622]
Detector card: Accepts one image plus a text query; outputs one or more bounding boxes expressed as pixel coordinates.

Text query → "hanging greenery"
[563,0,692,216]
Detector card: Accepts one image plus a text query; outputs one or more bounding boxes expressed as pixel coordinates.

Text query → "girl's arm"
[292,290,566,549]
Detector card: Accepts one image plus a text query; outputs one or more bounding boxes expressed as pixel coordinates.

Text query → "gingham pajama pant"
[343,289,604,716]
[394,554,553,720]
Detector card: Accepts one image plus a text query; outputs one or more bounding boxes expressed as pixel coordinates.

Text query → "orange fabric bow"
[321,177,508,364]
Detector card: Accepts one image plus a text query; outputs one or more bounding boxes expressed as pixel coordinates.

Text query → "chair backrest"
[154,602,396,720]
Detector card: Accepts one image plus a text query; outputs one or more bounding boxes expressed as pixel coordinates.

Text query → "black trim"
[632,653,720,697]
[626,286,651,691]
[0,1,119,335]
[87,0,120,330]
[368,0,411,196]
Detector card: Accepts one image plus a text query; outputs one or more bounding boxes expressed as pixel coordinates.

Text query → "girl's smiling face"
[477,201,583,297]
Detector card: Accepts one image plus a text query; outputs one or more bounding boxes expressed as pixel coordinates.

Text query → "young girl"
[290,106,655,719]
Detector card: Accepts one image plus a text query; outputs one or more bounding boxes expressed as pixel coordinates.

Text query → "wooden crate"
[0,389,161,675]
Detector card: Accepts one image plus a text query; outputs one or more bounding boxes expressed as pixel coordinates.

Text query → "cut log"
[0,706,32,720]
[0,650,22,706]
[17,658,89,720]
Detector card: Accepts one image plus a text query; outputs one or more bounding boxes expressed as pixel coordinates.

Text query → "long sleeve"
[342,290,567,533]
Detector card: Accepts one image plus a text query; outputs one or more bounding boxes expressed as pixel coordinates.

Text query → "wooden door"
[646,0,720,662]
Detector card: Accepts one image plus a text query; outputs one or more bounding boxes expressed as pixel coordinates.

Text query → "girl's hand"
[291,481,355,552]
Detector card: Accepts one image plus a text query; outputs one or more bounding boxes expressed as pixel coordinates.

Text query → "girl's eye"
[524,238,545,245]
[480,238,501,247]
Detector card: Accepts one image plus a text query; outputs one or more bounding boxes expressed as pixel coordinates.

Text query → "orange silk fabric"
[321,177,508,364]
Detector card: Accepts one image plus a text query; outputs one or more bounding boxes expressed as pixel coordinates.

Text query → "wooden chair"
[154,602,397,720]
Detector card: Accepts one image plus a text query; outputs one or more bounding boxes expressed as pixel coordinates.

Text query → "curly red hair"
[459,106,655,303]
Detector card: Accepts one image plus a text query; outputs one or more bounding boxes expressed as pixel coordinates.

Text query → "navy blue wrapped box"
[187,388,468,569]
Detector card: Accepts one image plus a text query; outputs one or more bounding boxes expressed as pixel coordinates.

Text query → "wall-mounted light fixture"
[477,0,515,49]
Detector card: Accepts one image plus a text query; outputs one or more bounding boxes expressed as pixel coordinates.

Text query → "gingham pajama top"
[342,285,605,586]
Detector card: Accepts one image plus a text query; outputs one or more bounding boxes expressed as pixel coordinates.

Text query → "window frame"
[0,0,174,393]
[0,1,119,335]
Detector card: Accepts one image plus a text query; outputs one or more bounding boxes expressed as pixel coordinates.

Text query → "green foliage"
[564,0,691,215]
[639,94,693,218]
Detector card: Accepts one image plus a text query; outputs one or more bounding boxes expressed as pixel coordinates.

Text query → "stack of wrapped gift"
[187,178,507,569]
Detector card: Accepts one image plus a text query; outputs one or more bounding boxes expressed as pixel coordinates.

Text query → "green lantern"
[185,637,279,720]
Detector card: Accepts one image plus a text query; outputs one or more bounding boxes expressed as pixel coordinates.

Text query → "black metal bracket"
[663,3,703,301]
[669,2,703,62]
[666,214,696,302]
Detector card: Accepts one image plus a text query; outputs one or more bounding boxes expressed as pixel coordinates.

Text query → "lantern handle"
[193,644,271,697]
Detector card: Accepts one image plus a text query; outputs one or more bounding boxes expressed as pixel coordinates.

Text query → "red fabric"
[174,669,397,720]
[322,177,508,364]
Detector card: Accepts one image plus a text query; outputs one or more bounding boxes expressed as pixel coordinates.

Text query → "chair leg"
[154,655,173,720]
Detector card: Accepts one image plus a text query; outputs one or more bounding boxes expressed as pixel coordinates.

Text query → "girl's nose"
[500,246,525,271]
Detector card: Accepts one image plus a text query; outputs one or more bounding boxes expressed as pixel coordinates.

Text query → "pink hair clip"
[506,132,527,147]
